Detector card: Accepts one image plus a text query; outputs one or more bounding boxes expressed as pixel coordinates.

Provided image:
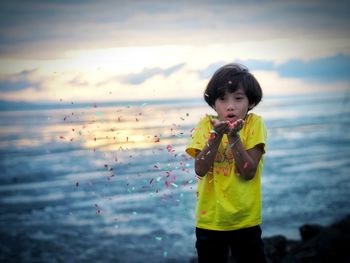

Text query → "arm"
[194,120,229,177]
[229,135,264,180]
[227,119,264,180]
[194,133,223,177]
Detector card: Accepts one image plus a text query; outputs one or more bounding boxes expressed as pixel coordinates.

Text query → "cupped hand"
[211,119,230,134]
[211,118,244,136]
[227,119,244,137]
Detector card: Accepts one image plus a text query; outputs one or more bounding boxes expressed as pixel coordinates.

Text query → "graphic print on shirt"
[214,144,234,163]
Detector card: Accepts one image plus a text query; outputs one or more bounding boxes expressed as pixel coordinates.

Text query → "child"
[186,63,267,263]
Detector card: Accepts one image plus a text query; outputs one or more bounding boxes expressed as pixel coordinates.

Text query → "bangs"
[217,75,243,96]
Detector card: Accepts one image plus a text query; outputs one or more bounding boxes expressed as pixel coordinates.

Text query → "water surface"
[0,92,349,262]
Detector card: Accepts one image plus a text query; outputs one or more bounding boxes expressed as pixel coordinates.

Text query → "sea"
[0,92,349,263]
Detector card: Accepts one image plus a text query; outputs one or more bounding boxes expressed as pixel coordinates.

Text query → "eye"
[235,96,243,100]
[219,96,225,101]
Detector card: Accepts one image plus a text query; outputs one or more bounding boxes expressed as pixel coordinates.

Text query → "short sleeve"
[244,115,267,154]
[185,115,212,158]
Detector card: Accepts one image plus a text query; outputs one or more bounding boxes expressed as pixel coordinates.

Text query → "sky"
[0,0,350,103]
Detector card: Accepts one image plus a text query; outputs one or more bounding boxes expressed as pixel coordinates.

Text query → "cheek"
[213,101,222,111]
[215,104,226,114]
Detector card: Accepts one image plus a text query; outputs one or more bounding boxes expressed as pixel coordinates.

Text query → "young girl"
[186,63,267,263]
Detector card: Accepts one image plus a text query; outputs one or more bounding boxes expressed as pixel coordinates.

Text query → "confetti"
[243,161,249,169]
[154,135,160,142]
[95,204,101,214]
[208,133,216,141]
[223,169,228,176]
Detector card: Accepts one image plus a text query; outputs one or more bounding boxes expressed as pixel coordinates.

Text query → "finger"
[231,122,238,129]
[211,119,220,126]
[234,119,243,129]
[219,122,229,128]
[213,122,227,133]
[218,126,229,134]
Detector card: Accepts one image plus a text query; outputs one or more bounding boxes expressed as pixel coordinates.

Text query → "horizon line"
[0,91,347,111]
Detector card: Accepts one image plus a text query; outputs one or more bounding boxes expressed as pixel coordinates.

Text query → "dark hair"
[204,63,262,111]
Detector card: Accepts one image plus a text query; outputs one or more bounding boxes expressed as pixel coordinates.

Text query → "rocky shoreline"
[263,214,350,262]
[190,215,350,263]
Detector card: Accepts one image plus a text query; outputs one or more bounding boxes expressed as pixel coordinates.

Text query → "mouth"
[226,114,237,123]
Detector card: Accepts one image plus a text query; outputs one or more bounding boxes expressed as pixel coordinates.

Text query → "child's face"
[213,87,250,122]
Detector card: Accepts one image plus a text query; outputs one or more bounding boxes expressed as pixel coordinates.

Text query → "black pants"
[195,225,267,263]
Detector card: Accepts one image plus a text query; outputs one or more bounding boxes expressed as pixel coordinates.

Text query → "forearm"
[229,136,258,180]
[195,133,223,177]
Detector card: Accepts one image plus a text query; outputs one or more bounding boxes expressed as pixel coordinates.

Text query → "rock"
[282,215,350,263]
[263,235,288,262]
[299,224,324,242]
[263,235,301,263]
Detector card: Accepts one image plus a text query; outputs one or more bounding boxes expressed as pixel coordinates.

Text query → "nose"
[227,100,235,111]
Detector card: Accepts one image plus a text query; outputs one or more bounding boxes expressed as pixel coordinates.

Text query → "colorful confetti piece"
[243,161,249,169]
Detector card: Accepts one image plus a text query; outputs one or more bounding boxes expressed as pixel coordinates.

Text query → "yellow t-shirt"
[186,113,267,231]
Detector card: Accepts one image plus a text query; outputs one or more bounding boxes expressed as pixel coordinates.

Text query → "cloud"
[1,54,349,103]
[66,76,89,87]
[234,59,274,72]
[197,59,275,80]
[254,70,349,95]
[163,63,186,76]
[1,1,350,59]
[275,54,350,82]
[0,79,30,92]
[197,54,350,83]
[197,61,227,79]
[0,69,40,92]
[121,63,185,85]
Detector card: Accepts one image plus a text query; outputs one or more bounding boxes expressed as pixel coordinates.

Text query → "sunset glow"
[0,1,349,104]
